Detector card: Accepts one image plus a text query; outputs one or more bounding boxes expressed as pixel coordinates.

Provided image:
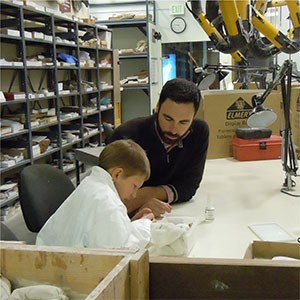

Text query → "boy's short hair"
[99,139,150,180]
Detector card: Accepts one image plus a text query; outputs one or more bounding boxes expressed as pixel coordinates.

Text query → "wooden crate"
[149,252,300,299]
[0,243,149,300]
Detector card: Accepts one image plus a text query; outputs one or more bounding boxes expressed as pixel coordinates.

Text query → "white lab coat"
[36,166,151,249]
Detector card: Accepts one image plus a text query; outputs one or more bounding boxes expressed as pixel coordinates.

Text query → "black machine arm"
[252,60,299,195]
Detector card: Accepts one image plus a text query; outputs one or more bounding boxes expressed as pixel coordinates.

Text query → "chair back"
[19,164,75,232]
[0,222,18,241]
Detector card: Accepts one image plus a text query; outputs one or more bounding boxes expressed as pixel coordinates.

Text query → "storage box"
[0,243,149,300]
[244,240,300,260]
[150,253,300,299]
[198,90,282,158]
[232,135,282,161]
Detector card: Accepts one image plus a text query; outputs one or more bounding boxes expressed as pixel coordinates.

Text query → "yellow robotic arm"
[186,0,300,63]
[186,0,248,65]
[252,0,300,54]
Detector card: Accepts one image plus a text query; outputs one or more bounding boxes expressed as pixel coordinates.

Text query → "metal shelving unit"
[0,1,119,216]
[93,0,160,122]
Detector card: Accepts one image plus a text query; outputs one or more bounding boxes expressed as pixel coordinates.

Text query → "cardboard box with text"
[290,86,300,150]
[198,90,282,158]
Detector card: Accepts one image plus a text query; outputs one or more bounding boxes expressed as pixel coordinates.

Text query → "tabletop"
[168,158,300,258]
[74,146,300,259]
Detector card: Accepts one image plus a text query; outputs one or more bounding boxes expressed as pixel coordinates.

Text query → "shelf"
[81,89,99,95]
[0,159,31,175]
[57,66,79,70]
[24,38,53,45]
[0,65,24,70]
[93,0,156,123]
[0,1,119,192]
[0,195,19,209]
[97,19,147,28]
[83,131,101,141]
[29,95,56,102]
[121,84,149,90]
[119,53,148,59]
[0,130,29,141]
[60,116,82,124]
[83,111,100,117]
[98,48,113,52]
[0,34,22,42]
[1,99,27,105]
[31,122,59,131]
[100,106,114,112]
[32,147,60,161]
[26,65,55,70]
[55,42,77,48]
[62,140,82,149]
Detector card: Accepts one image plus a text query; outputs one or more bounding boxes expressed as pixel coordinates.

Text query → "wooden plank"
[129,250,149,300]
[0,243,141,298]
[87,257,131,300]
[149,257,300,299]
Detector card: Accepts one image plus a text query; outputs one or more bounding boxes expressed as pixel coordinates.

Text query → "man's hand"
[140,198,172,217]
[125,186,172,217]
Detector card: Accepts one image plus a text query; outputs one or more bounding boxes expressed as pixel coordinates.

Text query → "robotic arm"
[186,0,248,65]
[186,0,300,64]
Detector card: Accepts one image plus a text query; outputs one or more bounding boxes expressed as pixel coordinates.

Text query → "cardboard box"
[0,243,149,300]
[290,86,300,150]
[244,240,300,260]
[232,135,282,161]
[198,90,282,159]
[234,82,258,89]
[150,252,300,299]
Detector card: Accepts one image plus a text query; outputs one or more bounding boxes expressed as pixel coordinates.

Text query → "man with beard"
[109,78,209,217]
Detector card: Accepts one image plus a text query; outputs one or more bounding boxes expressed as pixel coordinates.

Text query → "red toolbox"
[232,135,282,161]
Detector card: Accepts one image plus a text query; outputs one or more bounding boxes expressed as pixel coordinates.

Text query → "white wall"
[155,1,208,44]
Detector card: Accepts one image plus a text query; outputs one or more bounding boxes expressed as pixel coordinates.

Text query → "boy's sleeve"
[126,219,152,249]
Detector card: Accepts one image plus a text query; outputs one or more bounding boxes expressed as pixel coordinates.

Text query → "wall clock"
[170,17,187,34]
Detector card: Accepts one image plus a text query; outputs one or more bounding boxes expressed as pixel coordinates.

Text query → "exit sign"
[170,4,185,15]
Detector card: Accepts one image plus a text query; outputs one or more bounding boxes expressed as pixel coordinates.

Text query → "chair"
[18,164,75,232]
[0,222,18,241]
[102,122,114,144]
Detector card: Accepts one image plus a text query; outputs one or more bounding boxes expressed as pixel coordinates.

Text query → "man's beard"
[157,123,181,145]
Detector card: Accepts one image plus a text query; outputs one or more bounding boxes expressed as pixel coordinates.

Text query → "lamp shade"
[198,73,216,90]
[247,105,277,128]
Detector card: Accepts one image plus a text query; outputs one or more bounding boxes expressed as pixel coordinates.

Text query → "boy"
[36,140,154,249]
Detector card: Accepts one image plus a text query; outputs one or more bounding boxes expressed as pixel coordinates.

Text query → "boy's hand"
[131,207,155,221]
[140,198,172,217]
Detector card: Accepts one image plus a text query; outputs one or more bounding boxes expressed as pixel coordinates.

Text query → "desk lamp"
[194,62,273,90]
[247,60,299,197]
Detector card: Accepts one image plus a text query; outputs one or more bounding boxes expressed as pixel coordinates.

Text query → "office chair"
[19,164,75,233]
[0,222,19,241]
[102,122,114,144]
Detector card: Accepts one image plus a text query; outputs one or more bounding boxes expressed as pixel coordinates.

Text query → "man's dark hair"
[158,78,201,112]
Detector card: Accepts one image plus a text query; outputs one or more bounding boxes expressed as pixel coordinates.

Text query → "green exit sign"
[170,4,185,15]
